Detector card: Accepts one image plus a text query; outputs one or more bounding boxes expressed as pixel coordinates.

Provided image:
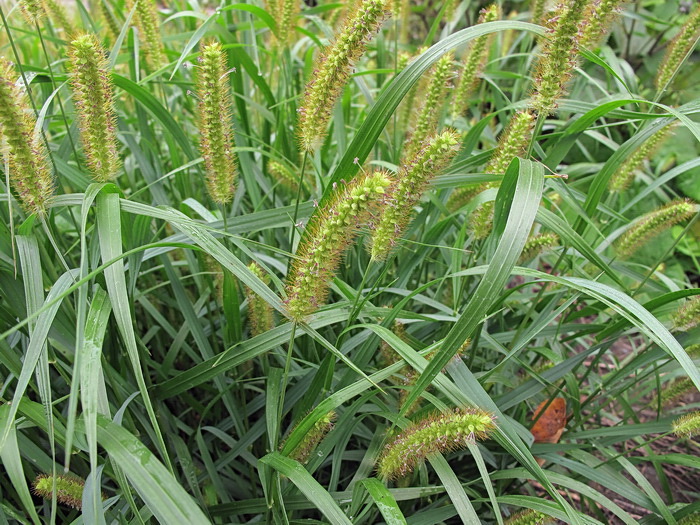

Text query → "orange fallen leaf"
[531,397,567,444]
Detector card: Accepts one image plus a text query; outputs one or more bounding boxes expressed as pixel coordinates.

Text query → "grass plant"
[0,0,699,522]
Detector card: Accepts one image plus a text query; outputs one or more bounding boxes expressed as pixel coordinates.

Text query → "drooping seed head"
[297,0,390,151]
[44,0,77,36]
[285,171,391,320]
[608,125,675,192]
[68,33,121,182]
[284,411,336,463]
[377,407,495,480]
[660,377,696,408]
[673,295,700,332]
[245,262,274,336]
[519,232,559,263]
[656,3,700,92]
[195,41,237,204]
[615,199,696,259]
[672,411,700,439]
[504,509,553,525]
[370,129,461,260]
[0,57,54,215]
[33,474,86,510]
[485,110,535,175]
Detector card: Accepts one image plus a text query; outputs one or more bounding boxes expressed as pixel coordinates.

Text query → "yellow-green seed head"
[673,295,700,332]
[285,411,336,463]
[451,4,500,118]
[376,407,495,480]
[505,509,553,525]
[470,200,495,240]
[195,41,237,204]
[285,171,391,320]
[297,0,390,151]
[686,344,700,359]
[616,199,696,259]
[656,3,700,91]
[268,159,307,192]
[404,53,454,159]
[530,0,547,24]
[44,0,77,36]
[276,0,299,46]
[447,184,483,212]
[608,125,675,192]
[485,110,535,174]
[530,0,588,114]
[33,474,85,510]
[126,0,166,70]
[660,377,696,408]
[519,232,559,263]
[370,129,461,260]
[579,0,623,49]
[245,262,274,336]
[19,0,45,23]
[672,411,700,439]
[0,57,54,215]
[68,33,121,182]
[678,513,700,525]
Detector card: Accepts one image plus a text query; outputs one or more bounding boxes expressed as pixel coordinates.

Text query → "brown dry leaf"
[531,397,567,443]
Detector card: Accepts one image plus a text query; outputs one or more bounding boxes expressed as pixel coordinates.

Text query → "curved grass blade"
[360,478,407,525]
[95,416,210,523]
[259,452,352,525]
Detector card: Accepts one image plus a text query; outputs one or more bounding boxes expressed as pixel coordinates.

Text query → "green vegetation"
[0,0,699,522]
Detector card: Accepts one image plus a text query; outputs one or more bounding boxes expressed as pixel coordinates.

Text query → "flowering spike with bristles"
[99,1,120,42]
[297,0,390,151]
[447,184,483,212]
[19,0,45,23]
[615,199,695,259]
[276,0,299,46]
[530,0,588,114]
[0,57,54,215]
[579,0,623,49]
[470,200,496,240]
[376,408,495,480]
[660,377,696,408]
[269,159,307,192]
[285,171,391,320]
[284,411,336,463]
[673,411,700,439]
[195,41,237,204]
[126,0,166,70]
[451,5,500,118]
[486,110,536,175]
[531,0,547,24]
[686,344,700,359]
[68,33,121,182]
[673,295,700,332]
[656,3,700,91]
[403,53,454,159]
[44,0,77,36]
[370,129,461,260]
[505,509,553,525]
[245,262,274,336]
[678,513,700,525]
[33,474,85,510]
[519,232,559,263]
[608,125,675,192]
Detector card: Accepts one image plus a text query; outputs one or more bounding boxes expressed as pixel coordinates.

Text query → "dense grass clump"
[0,0,699,523]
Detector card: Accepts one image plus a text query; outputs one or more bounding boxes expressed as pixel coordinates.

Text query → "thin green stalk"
[289,150,309,248]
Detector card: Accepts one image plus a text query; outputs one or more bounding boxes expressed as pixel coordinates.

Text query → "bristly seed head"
[608,125,675,192]
[370,129,461,260]
[283,411,337,463]
[33,474,86,510]
[0,57,54,215]
[672,410,700,439]
[376,407,495,480]
[126,0,166,70]
[284,171,391,320]
[297,0,390,151]
[68,33,121,182]
[656,2,700,91]
[672,295,700,332]
[195,41,238,204]
[615,199,696,259]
